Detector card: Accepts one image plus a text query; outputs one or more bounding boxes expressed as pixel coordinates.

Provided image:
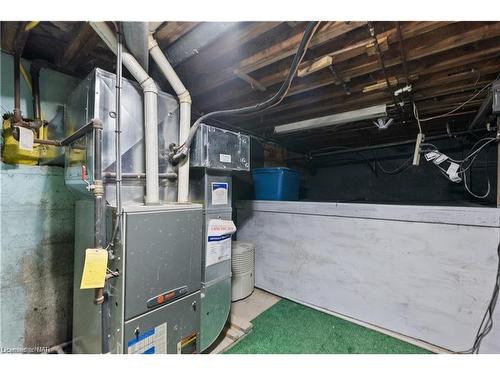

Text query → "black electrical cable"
[312,146,378,175]
[462,139,494,199]
[172,21,322,162]
[372,149,415,175]
[313,156,378,176]
[375,156,414,175]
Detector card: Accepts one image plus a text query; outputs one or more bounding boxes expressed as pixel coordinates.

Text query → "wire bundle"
[423,137,497,199]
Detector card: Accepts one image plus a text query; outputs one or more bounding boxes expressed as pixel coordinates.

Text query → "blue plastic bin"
[252,167,300,201]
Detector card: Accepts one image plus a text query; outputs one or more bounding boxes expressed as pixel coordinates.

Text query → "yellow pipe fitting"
[19,63,33,93]
[24,21,39,32]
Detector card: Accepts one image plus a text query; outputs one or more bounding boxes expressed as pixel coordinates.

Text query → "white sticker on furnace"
[211,182,228,205]
[206,219,237,267]
[219,153,232,163]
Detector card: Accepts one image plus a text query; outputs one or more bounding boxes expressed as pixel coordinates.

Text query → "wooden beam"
[57,23,94,68]
[265,89,486,134]
[276,72,496,122]
[406,22,500,61]
[66,32,105,72]
[204,47,500,120]
[190,21,367,96]
[1,21,19,53]
[233,69,267,91]
[395,21,410,85]
[277,23,500,99]
[195,22,458,109]
[241,22,364,73]
[178,22,282,76]
[240,80,493,133]
[154,22,199,49]
[298,55,333,77]
[366,36,389,56]
[49,21,73,33]
[363,79,394,94]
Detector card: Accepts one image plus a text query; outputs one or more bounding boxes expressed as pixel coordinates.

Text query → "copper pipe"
[13,52,22,123]
[94,288,104,305]
[12,22,30,125]
[30,59,47,129]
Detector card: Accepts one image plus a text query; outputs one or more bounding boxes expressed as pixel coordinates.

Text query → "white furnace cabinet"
[236,201,500,353]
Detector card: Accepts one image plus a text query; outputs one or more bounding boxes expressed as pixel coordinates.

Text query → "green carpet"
[226,299,431,354]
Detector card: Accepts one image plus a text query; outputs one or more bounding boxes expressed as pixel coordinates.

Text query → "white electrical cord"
[456,138,496,168]
[426,137,496,165]
[463,170,491,199]
[423,137,497,198]
[418,81,493,123]
[413,102,423,133]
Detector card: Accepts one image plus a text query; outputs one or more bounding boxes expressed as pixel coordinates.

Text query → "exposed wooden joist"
[287,23,500,100]
[154,22,199,49]
[66,32,101,72]
[190,21,367,96]
[178,22,282,76]
[257,89,488,137]
[196,21,458,110]
[1,21,19,53]
[49,22,73,33]
[4,20,499,152]
[288,105,478,143]
[204,36,500,119]
[233,69,267,91]
[276,96,486,143]
[395,21,410,85]
[57,23,94,67]
[298,55,333,77]
[362,75,417,93]
[243,79,494,133]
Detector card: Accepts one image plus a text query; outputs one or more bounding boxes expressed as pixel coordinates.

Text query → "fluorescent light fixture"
[274,104,387,134]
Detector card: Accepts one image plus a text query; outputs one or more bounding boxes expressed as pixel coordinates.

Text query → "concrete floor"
[231,288,281,321]
[206,288,281,353]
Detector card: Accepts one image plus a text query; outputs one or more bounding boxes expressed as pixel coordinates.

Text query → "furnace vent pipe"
[90,22,160,205]
[148,35,191,203]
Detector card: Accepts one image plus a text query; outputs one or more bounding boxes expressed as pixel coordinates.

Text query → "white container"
[231,241,255,301]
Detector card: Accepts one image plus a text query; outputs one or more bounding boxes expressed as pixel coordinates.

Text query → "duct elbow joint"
[141,77,158,94]
[179,91,191,104]
[147,34,159,51]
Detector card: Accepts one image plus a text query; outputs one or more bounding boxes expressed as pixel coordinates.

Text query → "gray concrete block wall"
[0,163,76,349]
[0,51,80,351]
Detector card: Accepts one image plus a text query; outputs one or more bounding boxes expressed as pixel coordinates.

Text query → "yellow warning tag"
[80,248,108,289]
